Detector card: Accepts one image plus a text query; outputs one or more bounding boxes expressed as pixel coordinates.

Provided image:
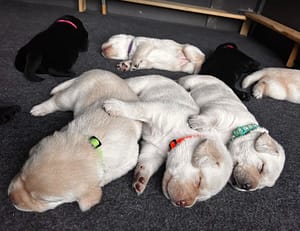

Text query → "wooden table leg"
[286,43,299,67]
[102,0,107,15]
[240,19,251,36]
[78,0,87,12]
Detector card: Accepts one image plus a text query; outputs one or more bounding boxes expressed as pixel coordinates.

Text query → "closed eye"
[259,163,265,174]
[32,194,63,203]
[195,176,202,188]
[41,197,63,203]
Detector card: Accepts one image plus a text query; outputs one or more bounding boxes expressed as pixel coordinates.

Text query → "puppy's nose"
[241,182,252,190]
[176,200,187,207]
[9,192,18,205]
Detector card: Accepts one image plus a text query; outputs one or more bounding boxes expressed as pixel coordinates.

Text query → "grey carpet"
[0,1,299,230]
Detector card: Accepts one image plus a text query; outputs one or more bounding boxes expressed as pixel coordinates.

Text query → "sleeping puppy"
[178,75,285,191]
[200,42,260,101]
[242,67,300,103]
[8,69,142,212]
[101,34,205,74]
[15,15,88,81]
[103,76,232,207]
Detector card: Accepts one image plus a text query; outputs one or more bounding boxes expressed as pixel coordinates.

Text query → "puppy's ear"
[192,139,220,167]
[78,187,102,212]
[255,132,280,155]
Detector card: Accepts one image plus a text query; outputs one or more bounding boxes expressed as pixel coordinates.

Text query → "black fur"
[200,42,261,101]
[15,15,88,81]
[0,105,21,125]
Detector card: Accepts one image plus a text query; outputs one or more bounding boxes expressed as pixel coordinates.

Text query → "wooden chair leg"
[78,0,87,12]
[286,43,299,67]
[101,0,107,15]
[240,19,251,36]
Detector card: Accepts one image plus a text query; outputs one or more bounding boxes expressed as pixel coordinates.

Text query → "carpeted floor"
[0,1,299,230]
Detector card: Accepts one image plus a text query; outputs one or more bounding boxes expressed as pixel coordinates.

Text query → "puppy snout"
[176,200,187,207]
[9,191,23,208]
[241,182,252,191]
[101,47,108,56]
[165,179,197,208]
[101,44,112,56]
[101,46,107,52]
[231,174,257,191]
[232,165,260,191]
[9,192,17,205]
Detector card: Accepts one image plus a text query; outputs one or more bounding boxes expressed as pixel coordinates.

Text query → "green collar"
[229,124,260,143]
[89,136,103,158]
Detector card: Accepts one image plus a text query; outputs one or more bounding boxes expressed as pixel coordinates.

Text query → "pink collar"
[56,19,77,29]
[226,44,235,49]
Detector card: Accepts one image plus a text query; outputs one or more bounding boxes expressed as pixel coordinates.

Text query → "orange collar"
[169,135,200,150]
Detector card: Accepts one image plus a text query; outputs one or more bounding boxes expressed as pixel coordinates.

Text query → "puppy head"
[101,34,135,59]
[56,15,89,51]
[163,137,232,208]
[216,42,260,74]
[228,131,285,191]
[8,133,102,212]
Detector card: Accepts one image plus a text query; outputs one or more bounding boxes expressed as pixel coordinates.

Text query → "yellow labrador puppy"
[101,34,205,74]
[242,67,300,103]
[8,69,142,212]
[103,75,232,208]
[178,75,285,191]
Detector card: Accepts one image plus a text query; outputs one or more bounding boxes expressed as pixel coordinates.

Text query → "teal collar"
[89,136,103,158]
[228,124,260,143]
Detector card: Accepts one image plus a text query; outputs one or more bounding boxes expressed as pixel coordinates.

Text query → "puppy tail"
[50,78,77,95]
[242,69,266,89]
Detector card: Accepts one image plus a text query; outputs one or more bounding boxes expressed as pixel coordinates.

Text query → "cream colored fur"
[242,67,300,103]
[178,75,285,191]
[103,75,232,207]
[8,69,142,212]
[101,34,205,74]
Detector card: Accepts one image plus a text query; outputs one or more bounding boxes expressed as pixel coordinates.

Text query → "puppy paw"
[30,104,51,116]
[130,60,142,71]
[188,115,207,131]
[103,98,127,117]
[117,61,131,72]
[252,88,263,99]
[132,164,150,195]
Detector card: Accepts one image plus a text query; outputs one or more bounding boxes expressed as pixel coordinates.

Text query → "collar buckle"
[169,135,200,151]
[89,136,103,159]
[228,124,260,144]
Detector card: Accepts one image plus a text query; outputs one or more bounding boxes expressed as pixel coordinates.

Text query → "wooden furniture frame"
[78,1,300,67]
[78,0,248,34]
[78,0,107,14]
[241,12,300,67]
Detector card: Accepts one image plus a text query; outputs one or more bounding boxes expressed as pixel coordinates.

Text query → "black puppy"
[15,15,88,81]
[200,43,260,101]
